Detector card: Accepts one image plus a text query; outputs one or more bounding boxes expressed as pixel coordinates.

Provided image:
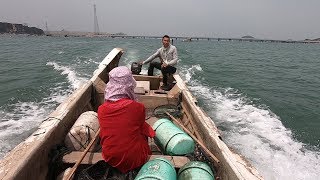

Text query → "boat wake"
[46,61,87,90]
[0,101,48,158]
[179,65,320,180]
[0,62,88,159]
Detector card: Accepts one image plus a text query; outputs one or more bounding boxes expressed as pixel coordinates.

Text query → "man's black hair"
[162,35,170,40]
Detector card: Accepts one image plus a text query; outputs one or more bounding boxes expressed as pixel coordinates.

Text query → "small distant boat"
[182,38,192,42]
[0,48,263,180]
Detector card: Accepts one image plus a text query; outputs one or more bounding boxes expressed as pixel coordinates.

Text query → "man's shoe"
[161,85,170,91]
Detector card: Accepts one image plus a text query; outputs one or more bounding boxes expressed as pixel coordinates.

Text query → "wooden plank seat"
[136,81,150,91]
[134,87,145,95]
[62,152,190,168]
[134,81,151,95]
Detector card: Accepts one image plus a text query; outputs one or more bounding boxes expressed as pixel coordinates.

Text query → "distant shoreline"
[1,26,319,44]
[0,22,44,35]
[44,31,320,44]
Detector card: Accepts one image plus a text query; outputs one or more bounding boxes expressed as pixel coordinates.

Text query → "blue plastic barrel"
[135,158,176,180]
[178,161,215,180]
[152,118,195,155]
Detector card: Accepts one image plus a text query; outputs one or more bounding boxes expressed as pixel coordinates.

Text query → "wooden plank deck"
[62,152,190,168]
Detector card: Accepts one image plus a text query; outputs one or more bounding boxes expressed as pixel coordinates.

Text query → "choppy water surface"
[0,34,319,179]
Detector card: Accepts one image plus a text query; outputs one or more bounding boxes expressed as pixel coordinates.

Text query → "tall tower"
[45,21,49,32]
[93,4,100,34]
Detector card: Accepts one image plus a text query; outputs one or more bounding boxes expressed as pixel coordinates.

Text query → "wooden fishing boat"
[0,48,263,180]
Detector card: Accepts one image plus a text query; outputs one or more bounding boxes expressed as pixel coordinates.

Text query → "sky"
[1,0,319,40]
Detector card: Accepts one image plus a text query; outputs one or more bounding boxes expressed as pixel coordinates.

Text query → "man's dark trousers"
[148,61,176,85]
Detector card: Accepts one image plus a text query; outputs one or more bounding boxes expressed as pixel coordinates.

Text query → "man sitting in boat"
[139,35,178,90]
[97,66,155,173]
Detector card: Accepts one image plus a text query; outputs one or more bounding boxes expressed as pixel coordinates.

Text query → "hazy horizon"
[1,0,319,40]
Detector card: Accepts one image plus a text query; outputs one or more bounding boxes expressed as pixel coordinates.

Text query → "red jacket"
[98,98,155,173]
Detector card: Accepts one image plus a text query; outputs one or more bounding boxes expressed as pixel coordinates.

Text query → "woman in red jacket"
[98,66,155,173]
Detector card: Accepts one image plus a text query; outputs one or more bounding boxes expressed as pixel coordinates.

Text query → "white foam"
[180,64,203,83]
[124,50,140,65]
[0,83,72,158]
[85,58,99,65]
[0,101,48,157]
[0,102,46,132]
[179,65,320,180]
[0,61,89,158]
[46,61,87,90]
